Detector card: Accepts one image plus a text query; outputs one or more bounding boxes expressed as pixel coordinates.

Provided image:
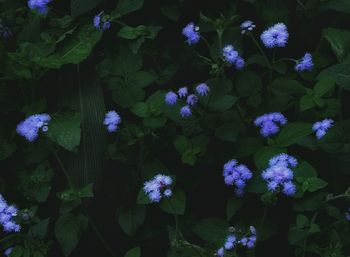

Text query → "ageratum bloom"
[346,208,350,221]
[240,20,256,34]
[260,23,289,48]
[223,160,253,196]
[143,174,173,203]
[312,118,334,139]
[0,22,11,39]
[178,87,188,98]
[295,53,313,72]
[165,91,178,105]
[103,111,121,132]
[0,195,21,233]
[93,11,111,31]
[182,22,200,45]
[16,114,51,142]
[239,226,257,249]
[222,45,245,70]
[186,94,198,106]
[224,235,237,250]
[196,83,210,96]
[4,248,13,256]
[180,105,192,117]
[28,0,52,14]
[262,154,298,196]
[254,112,287,137]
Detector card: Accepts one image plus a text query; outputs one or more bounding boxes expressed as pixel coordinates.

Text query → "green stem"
[258,205,268,239]
[249,34,271,68]
[200,35,211,51]
[166,198,179,243]
[217,29,223,50]
[194,51,213,64]
[296,0,306,9]
[51,148,116,257]
[301,212,318,257]
[273,57,297,64]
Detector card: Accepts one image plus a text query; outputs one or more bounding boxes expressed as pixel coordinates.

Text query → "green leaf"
[235,71,262,97]
[293,192,326,212]
[124,247,141,257]
[215,122,241,142]
[71,0,104,17]
[112,82,145,108]
[131,102,150,118]
[174,136,191,153]
[314,77,335,97]
[271,78,306,95]
[233,137,264,158]
[320,0,350,15]
[274,122,313,147]
[29,218,50,239]
[159,189,186,215]
[20,164,54,202]
[161,0,181,21]
[117,205,145,236]
[0,141,16,160]
[299,95,316,111]
[55,213,88,256]
[132,71,157,88]
[193,218,229,244]
[208,95,238,112]
[113,0,144,17]
[302,178,328,192]
[323,28,350,61]
[226,198,243,220]
[317,64,350,90]
[118,26,142,39]
[46,112,81,152]
[296,214,309,228]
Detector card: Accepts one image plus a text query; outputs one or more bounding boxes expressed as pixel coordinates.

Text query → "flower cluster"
[240,20,256,34]
[295,53,314,72]
[0,195,21,233]
[0,22,11,39]
[165,83,210,118]
[4,248,12,256]
[222,45,245,70]
[216,226,257,257]
[223,160,253,196]
[260,23,289,48]
[16,113,51,142]
[346,208,350,221]
[312,118,334,139]
[262,154,298,196]
[182,22,200,45]
[93,11,111,31]
[28,0,52,14]
[254,112,287,137]
[103,111,121,132]
[143,174,173,203]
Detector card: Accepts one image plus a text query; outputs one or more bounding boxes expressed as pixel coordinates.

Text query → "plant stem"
[50,148,116,257]
[200,35,211,51]
[258,205,268,240]
[166,198,179,242]
[249,34,271,68]
[301,212,318,257]
[194,51,213,64]
[296,0,306,9]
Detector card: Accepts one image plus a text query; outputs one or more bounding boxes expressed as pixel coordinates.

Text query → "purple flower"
[295,53,313,72]
[186,94,198,106]
[0,22,11,39]
[0,194,21,233]
[182,22,200,45]
[178,87,188,98]
[262,154,298,196]
[254,112,287,137]
[143,174,173,203]
[4,248,13,256]
[93,11,110,31]
[239,226,257,248]
[16,114,51,142]
[222,45,245,69]
[165,91,178,105]
[260,23,289,48]
[103,110,121,132]
[28,0,52,14]
[196,83,210,96]
[346,208,350,221]
[312,119,334,139]
[180,105,192,117]
[240,20,256,34]
[224,235,236,250]
[216,247,224,257]
[223,160,253,196]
